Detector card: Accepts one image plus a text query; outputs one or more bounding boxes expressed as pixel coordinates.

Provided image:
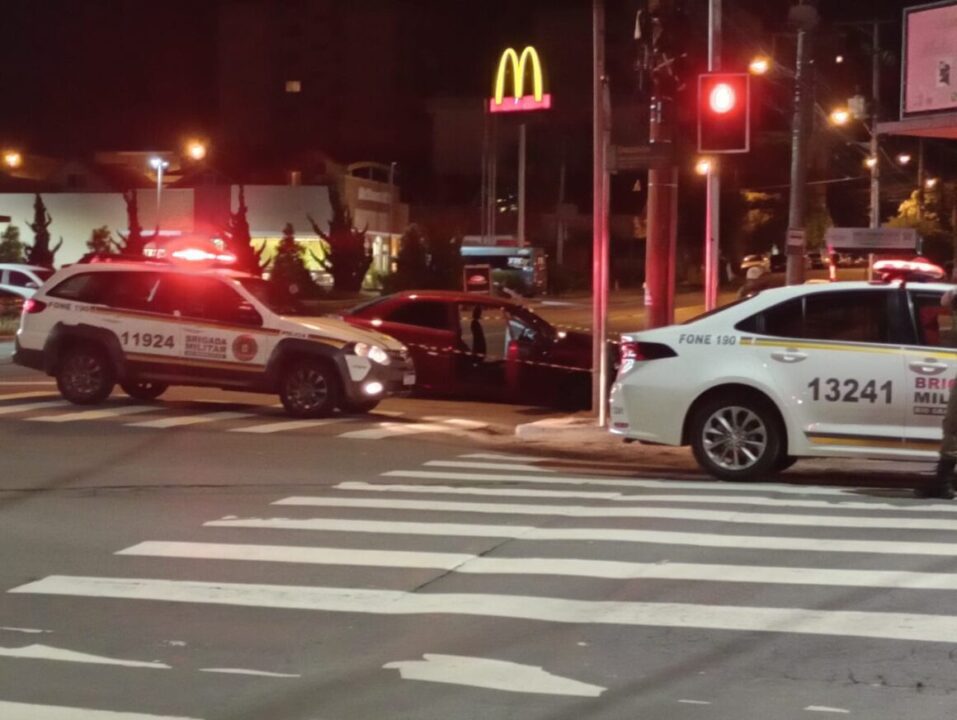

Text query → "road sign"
[786,229,806,246]
[610,144,673,171]
[0,216,9,222]
[824,227,919,250]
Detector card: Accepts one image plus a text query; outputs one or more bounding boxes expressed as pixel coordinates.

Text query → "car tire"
[120,381,168,401]
[279,359,340,418]
[689,393,783,482]
[56,343,115,405]
[339,397,381,414]
[773,454,798,474]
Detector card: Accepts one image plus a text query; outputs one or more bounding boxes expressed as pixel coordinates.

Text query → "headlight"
[354,342,391,365]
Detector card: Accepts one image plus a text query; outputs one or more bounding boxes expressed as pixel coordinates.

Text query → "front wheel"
[120,381,168,401]
[56,344,115,405]
[689,394,783,482]
[279,359,340,417]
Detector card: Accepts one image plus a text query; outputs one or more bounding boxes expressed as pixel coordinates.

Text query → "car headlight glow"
[354,342,391,365]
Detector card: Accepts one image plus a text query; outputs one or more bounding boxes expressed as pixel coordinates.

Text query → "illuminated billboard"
[489,46,552,113]
[903,1,957,116]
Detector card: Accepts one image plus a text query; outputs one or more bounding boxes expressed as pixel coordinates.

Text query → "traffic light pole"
[786,26,811,286]
[704,0,721,311]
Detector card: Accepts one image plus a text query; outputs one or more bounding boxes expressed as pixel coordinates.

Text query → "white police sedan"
[610,273,957,481]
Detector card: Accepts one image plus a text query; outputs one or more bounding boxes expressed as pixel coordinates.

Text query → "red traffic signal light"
[698,73,750,153]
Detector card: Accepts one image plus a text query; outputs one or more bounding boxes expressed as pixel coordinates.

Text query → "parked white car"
[610,278,956,481]
[0,263,55,299]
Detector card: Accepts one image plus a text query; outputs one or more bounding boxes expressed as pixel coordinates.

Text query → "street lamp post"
[149,157,169,229]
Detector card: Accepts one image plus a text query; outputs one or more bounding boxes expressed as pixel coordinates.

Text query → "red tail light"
[22,299,46,314]
[620,340,676,363]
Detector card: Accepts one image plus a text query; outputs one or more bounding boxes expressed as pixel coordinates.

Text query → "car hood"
[276,315,406,350]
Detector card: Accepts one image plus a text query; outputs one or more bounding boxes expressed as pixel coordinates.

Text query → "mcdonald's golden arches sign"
[489,46,552,113]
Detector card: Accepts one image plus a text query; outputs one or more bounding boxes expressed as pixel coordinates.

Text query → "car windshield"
[509,305,557,340]
[237,277,326,316]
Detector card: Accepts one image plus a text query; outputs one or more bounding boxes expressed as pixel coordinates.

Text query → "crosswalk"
[0,393,489,440]
[3,452,957,717]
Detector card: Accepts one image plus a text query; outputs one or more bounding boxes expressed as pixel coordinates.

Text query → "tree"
[426,233,463,290]
[381,225,430,292]
[86,226,117,255]
[116,190,146,255]
[223,185,266,275]
[307,184,372,293]
[269,223,317,300]
[0,225,25,263]
[25,194,62,268]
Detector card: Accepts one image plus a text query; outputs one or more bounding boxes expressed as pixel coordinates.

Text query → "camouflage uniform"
[942,384,957,460]
[920,289,957,498]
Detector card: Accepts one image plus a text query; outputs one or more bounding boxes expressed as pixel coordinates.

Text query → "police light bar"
[170,248,237,264]
[872,258,945,282]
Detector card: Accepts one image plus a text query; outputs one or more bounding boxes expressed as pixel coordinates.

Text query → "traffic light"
[697,73,750,153]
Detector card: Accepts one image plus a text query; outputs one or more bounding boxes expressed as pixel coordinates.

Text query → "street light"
[695,157,713,175]
[149,156,169,228]
[2,151,22,169]
[897,153,912,166]
[748,56,770,76]
[829,108,851,126]
[925,177,938,190]
[864,156,877,169]
[186,141,207,161]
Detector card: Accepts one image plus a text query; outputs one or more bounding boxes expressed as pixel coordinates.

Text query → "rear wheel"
[120,381,168,401]
[279,359,339,417]
[56,344,115,405]
[773,454,798,474]
[690,393,783,482]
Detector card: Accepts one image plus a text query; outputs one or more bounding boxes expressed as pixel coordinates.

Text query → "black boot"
[915,457,957,499]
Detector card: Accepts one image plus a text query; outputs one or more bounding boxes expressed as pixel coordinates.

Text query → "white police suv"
[610,274,957,481]
[14,257,415,416]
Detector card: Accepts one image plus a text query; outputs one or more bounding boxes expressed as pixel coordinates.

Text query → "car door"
[742,288,907,455]
[99,271,174,369]
[902,288,957,452]
[457,301,511,398]
[372,300,458,392]
[153,274,271,385]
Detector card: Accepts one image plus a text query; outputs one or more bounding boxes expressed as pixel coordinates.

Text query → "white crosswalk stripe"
[30,405,157,423]
[8,449,957,719]
[127,411,253,429]
[0,400,69,415]
[338,421,469,440]
[230,418,349,434]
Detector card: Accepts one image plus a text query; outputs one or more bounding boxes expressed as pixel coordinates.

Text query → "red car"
[343,291,604,407]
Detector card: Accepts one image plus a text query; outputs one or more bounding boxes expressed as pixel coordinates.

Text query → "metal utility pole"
[785,4,817,286]
[703,0,721,310]
[917,137,926,221]
[868,21,881,230]
[591,0,610,425]
[518,123,527,246]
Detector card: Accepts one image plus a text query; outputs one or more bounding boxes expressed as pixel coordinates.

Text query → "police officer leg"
[917,385,957,499]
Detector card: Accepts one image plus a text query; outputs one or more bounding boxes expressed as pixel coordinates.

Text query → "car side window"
[911,291,957,348]
[47,272,112,304]
[385,301,450,330]
[156,275,258,325]
[8,270,34,287]
[105,272,162,312]
[737,291,893,343]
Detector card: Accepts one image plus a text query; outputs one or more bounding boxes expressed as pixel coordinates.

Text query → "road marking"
[425,460,555,473]
[30,406,156,423]
[230,418,347,434]
[272,496,957,531]
[339,422,464,440]
[203,517,957,556]
[804,706,850,714]
[361,481,957,513]
[459,452,547,461]
[335,481,624,500]
[0,400,68,415]
[0,701,203,720]
[0,382,57,387]
[0,627,51,634]
[0,391,60,401]
[15,575,957,644]
[677,699,712,705]
[199,667,300,678]
[385,470,860,496]
[118,540,957,590]
[0,643,169,668]
[127,411,253,429]
[421,417,489,430]
[383,654,605,696]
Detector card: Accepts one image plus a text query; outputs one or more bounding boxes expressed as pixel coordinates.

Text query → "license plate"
[403,373,416,386]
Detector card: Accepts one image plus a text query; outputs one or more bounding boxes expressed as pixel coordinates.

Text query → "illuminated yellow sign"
[489,46,551,113]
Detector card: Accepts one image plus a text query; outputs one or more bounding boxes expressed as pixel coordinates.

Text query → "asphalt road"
[1,357,956,719]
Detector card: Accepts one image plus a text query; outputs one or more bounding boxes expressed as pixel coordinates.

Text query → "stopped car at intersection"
[342,290,606,407]
[0,263,55,299]
[13,255,414,416]
[610,271,957,481]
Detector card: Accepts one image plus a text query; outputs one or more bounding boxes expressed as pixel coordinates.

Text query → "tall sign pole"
[518,123,527,246]
[703,0,721,310]
[592,0,610,425]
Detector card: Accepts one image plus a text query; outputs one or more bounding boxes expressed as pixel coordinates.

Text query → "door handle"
[770,349,807,363]
[908,359,949,376]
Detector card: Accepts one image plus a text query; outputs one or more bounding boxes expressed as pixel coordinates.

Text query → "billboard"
[903,1,957,116]
[488,46,552,114]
